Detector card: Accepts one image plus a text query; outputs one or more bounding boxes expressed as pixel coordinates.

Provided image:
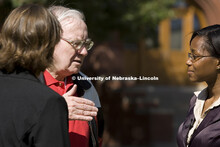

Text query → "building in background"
[83,0,220,147]
[124,1,208,86]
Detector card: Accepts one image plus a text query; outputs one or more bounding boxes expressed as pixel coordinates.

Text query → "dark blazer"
[0,71,70,147]
[177,94,220,147]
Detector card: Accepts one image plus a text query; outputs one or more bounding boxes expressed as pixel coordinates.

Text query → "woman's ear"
[217,59,220,70]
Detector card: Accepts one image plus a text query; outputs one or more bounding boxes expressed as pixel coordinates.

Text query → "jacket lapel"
[38,72,45,84]
[180,108,195,146]
[190,106,220,144]
[177,95,197,147]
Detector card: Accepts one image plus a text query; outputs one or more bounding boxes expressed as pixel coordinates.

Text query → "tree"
[10,0,47,7]
[8,0,176,43]
[45,0,176,43]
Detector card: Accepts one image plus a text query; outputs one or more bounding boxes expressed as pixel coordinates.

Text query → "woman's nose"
[77,47,88,56]
[186,58,192,66]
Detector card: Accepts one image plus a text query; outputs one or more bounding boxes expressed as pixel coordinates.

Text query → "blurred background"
[1,0,220,146]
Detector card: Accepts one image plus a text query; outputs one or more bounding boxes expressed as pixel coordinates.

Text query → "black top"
[0,71,70,147]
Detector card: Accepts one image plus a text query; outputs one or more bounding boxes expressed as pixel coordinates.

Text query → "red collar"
[43,70,61,86]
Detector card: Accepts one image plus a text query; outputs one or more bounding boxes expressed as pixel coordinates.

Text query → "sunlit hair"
[0,4,62,76]
[48,5,85,29]
[190,24,220,58]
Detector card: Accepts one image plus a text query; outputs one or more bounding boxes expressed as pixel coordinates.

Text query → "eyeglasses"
[188,52,212,62]
[61,37,94,51]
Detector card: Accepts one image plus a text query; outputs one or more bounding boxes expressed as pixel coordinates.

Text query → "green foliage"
[9,0,176,42]
[11,0,47,7]
[48,0,176,42]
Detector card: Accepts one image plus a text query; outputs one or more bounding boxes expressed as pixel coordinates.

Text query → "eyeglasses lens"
[74,40,94,50]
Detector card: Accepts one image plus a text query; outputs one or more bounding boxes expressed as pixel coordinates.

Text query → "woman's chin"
[68,68,80,75]
[188,76,198,82]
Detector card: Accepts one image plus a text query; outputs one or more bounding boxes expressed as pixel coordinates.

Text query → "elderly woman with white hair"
[39,5,104,147]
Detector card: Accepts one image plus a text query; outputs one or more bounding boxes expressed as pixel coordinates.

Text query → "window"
[193,14,200,31]
[170,18,182,50]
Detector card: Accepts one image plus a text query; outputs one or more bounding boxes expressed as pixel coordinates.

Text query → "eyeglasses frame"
[61,37,94,51]
[188,52,213,62]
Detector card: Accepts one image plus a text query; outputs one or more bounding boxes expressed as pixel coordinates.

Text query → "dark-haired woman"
[177,24,220,147]
[0,4,70,147]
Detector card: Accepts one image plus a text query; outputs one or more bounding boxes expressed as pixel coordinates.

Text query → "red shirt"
[43,70,89,147]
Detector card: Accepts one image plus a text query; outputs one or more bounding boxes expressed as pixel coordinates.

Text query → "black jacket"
[0,71,70,147]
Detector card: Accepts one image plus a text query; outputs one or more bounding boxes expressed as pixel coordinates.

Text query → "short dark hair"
[190,24,220,58]
[0,4,62,76]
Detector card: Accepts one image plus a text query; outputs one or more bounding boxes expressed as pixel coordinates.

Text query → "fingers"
[73,97,96,107]
[64,84,77,96]
[68,98,98,117]
[68,105,97,121]
[70,108,97,116]
[68,114,93,121]
[67,102,98,116]
[63,94,98,121]
[74,103,98,112]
